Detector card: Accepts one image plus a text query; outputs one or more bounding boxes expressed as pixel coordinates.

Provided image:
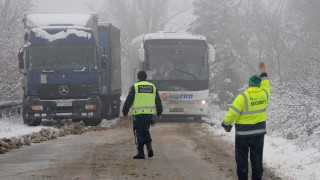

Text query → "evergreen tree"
[190,0,244,109]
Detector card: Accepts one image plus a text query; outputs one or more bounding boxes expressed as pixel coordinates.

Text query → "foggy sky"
[34,0,102,12]
[33,0,194,32]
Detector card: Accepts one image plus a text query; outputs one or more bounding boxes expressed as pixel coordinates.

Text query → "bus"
[125,31,215,120]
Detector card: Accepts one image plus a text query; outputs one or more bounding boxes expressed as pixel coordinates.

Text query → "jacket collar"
[247,87,262,92]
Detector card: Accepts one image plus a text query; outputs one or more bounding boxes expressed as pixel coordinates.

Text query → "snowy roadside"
[0,115,119,139]
[205,105,320,180]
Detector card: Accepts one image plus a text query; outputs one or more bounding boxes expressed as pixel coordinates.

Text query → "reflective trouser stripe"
[132,106,155,111]
[236,129,266,136]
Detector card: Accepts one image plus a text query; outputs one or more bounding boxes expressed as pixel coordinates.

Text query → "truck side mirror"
[101,55,107,68]
[208,44,215,63]
[18,48,25,70]
[139,48,145,62]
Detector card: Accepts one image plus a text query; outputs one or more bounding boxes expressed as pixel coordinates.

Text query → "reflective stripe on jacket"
[132,81,156,115]
[223,76,270,136]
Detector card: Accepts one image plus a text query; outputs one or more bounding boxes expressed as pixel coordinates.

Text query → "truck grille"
[28,84,98,100]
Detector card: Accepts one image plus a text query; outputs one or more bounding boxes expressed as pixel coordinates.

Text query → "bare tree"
[89,0,192,59]
[0,0,34,101]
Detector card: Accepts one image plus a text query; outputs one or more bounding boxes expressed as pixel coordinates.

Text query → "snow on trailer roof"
[24,12,98,29]
[131,31,207,45]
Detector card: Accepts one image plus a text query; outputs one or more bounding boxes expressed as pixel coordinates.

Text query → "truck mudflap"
[23,96,102,120]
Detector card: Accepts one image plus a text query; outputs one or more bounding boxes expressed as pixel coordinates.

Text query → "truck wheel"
[83,118,102,126]
[101,98,112,119]
[113,99,120,118]
[22,103,27,124]
[72,118,81,123]
[25,118,42,126]
[105,101,113,120]
[194,115,202,121]
[22,97,27,124]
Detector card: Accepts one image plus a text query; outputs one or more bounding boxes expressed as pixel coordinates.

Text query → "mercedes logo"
[59,86,69,95]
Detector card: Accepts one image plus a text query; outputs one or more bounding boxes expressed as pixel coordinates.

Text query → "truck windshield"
[145,39,208,81]
[28,46,97,70]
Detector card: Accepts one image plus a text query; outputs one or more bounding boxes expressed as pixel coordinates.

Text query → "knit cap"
[137,71,147,80]
[248,74,262,87]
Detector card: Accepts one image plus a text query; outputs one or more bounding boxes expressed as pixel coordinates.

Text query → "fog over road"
[0,120,279,180]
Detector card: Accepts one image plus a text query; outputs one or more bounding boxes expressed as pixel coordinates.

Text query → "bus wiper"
[173,68,197,79]
[81,48,90,71]
[172,68,201,87]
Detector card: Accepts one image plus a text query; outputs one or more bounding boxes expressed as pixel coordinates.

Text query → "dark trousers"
[235,134,265,180]
[133,114,153,150]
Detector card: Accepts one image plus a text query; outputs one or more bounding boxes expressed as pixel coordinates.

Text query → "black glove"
[221,122,233,132]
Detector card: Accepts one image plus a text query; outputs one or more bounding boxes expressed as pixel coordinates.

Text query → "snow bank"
[0,115,44,139]
[0,115,119,139]
[0,115,120,154]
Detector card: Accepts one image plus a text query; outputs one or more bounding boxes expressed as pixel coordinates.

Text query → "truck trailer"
[97,23,121,120]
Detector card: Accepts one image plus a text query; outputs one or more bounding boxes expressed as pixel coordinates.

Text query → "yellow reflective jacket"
[132,81,156,115]
[223,75,270,136]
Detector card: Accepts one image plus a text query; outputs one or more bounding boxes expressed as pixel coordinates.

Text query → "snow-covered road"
[0,114,319,179]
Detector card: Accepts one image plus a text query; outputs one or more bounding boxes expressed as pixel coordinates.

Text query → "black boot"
[146,143,154,158]
[133,149,145,159]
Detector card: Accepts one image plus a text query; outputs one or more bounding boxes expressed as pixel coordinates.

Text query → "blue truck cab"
[18,26,103,126]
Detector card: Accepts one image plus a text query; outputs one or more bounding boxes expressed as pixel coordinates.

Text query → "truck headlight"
[32,105,43,110]
[201,100,206,105]
[85,105,96,110]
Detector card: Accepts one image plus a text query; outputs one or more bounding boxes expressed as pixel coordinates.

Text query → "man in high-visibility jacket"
[222,62,270,180]
[123,71,163,159]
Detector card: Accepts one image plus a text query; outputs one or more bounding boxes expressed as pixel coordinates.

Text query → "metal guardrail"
[0,100,22,119]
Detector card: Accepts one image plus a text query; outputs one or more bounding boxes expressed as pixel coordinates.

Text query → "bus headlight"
[201,100,206,105]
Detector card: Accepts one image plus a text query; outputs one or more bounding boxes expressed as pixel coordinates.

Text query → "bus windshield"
[28,46,97,70]
[145,39,208,81]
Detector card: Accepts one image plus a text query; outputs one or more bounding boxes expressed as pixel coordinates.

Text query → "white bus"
[125,31,215,120]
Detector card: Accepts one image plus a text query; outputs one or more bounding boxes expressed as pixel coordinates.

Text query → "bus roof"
[131,31,207,45]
